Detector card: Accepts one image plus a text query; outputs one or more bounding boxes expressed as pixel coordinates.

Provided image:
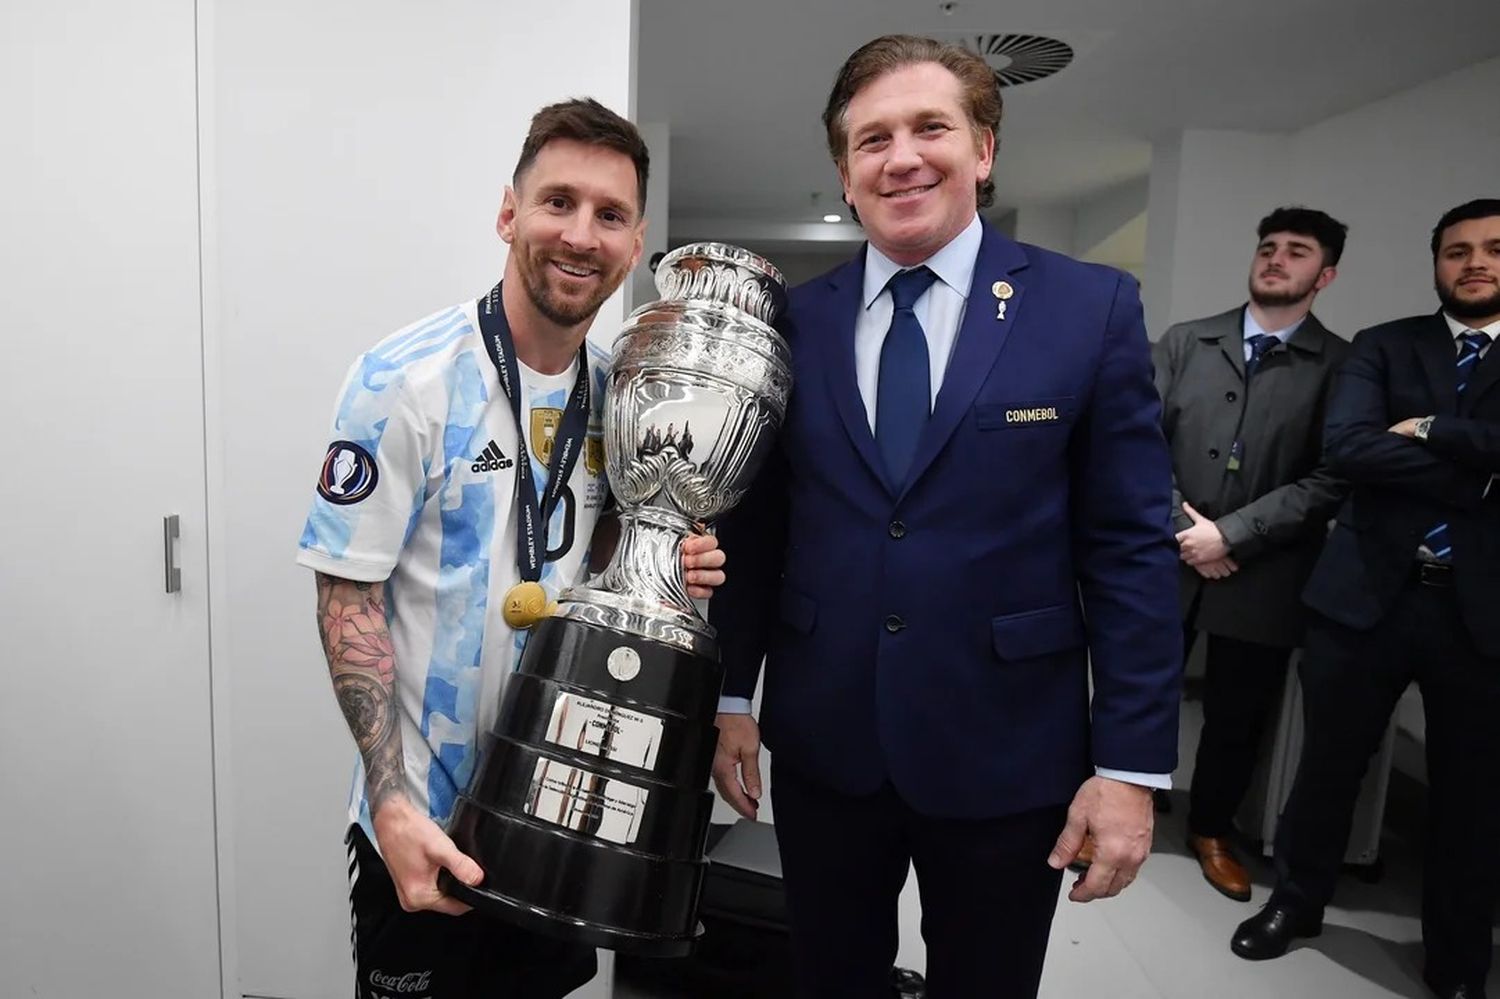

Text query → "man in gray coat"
[1152,206,1350,902]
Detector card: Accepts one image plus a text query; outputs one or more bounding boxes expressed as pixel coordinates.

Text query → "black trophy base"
[438,869,702,958]
[447,613,723,956]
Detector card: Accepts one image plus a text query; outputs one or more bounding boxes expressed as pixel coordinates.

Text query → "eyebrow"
[851,106,957,141]
[1260,238,1317,252]
[535,182,636,220]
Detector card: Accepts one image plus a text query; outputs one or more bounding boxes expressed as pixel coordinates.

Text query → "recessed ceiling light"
[822,213,842,223]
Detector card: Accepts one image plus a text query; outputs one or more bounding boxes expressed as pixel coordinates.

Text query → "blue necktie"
[1424,331,1492,561]
[875,266,938,486]
[1244,333,1277,378]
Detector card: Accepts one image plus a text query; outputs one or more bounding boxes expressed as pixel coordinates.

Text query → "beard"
[514,241,625,327]
[1248,269,1318,308]
[1436,276,1500,321]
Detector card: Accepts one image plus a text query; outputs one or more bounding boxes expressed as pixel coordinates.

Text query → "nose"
[884,130,923,174]
[560,210,600,253]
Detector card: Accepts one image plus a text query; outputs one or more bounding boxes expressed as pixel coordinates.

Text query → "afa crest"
[585,435,605,475]
[530,408,563,464]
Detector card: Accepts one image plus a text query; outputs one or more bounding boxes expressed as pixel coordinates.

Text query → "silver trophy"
[445,243,791,956]
[553,243,791,653]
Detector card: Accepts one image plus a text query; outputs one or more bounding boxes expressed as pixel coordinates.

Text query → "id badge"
[1227,439,1245,472]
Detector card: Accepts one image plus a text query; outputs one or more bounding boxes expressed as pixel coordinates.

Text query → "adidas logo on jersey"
[471,440,514,473]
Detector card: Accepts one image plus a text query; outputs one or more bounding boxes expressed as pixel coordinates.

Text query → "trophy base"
[447,614,723,955]
[438,869,703,958]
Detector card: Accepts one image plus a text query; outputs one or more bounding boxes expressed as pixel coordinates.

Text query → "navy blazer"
[710,222,1183,819]
[1302,313,1500,655]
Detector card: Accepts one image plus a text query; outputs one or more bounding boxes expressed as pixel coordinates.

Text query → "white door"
[0,2,222,996]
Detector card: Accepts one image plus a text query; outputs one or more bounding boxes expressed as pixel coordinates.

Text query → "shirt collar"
[1443,312,1500,341]
[1242,307,1306,344]
[861,214,982,310]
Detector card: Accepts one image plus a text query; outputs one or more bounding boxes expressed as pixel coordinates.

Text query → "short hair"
[822,35,1003,212]
[512,98,649,213]
[1430,199,1500,258]
[1256,207,1348,267]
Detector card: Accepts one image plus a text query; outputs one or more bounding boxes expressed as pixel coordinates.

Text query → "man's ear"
[497,185,518,243]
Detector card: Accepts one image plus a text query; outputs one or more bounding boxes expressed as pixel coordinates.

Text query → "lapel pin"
[992,280,1013,321]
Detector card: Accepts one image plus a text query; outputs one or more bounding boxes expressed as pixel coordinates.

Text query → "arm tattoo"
[316,572,405,811]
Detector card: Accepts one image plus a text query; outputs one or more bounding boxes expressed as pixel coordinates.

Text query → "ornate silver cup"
[553,243,791,654]
[444,243,790,956]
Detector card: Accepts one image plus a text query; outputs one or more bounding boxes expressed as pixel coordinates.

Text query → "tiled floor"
[617,698,1499,998]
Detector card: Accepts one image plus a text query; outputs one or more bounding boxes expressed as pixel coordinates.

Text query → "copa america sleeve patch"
[317,440,379,505]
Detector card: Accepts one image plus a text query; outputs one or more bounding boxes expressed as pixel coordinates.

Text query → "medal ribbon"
[475,282,590,583]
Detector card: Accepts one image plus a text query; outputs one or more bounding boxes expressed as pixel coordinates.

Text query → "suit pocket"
[975,396,1077,430]
[778,586,817,634]
[991,604,1085,661]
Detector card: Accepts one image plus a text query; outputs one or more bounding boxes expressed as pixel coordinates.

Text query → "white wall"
[1288,54,1500,336]
[203,2,636,995]
[1145,55,1500,337]
[1073,178,1148,280]
[631,121,670,311]
[1012,202,1077,256]
[1144,130,1290,334]
[1142,134,1182,334]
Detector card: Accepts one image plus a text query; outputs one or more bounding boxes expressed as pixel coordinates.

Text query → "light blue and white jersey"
[296,299,610,844]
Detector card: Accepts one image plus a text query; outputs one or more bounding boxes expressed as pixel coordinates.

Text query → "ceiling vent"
[947,33,1073,87]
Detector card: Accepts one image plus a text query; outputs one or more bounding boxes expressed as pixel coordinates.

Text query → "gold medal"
[502,580,551,629]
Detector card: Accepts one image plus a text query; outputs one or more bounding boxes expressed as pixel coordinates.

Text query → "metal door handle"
[163,514,181,593]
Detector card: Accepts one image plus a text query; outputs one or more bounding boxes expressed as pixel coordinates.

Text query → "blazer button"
[1254,519,1268,535]
[1209,448,1220,460]
[884,615,905,633]
[889,521,907,539]
[1225,390,1238,402]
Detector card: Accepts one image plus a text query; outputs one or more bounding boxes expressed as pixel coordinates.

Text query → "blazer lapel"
[1286,312,1329,357]
[900,226,1028,495]
[812,251,893,494]
[1217,307,1247,379]
[1413,313,1459,414]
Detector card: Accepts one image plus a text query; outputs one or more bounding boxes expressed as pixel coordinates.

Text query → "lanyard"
[475,283,590,581]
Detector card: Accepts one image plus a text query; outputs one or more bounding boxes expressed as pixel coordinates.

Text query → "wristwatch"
[1414,415,1435,441]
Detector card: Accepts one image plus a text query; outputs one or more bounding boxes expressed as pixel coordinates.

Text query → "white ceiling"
[637,0,1500,225]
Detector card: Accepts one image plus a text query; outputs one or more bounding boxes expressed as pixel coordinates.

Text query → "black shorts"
[346,825,597,999]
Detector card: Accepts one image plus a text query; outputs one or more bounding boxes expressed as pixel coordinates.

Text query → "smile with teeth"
[883,182,937,199]
[552,260,598,279]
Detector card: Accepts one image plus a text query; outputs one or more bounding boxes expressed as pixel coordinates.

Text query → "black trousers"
[1182,624,1293,838]
[769,760,1066,999]
[1270,582,1500,989]
[346,826,596,999]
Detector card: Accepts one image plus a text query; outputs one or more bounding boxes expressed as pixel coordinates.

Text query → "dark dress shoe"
[891,967,926,998]
[1230,903,1322,960]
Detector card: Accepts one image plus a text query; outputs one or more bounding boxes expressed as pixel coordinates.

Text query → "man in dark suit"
[1232,199,1500,999]
[1151,207,1349,902]
[707,35,1181,998]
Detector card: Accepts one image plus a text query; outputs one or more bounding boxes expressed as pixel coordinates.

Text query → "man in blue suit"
[708,35,1182,998]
